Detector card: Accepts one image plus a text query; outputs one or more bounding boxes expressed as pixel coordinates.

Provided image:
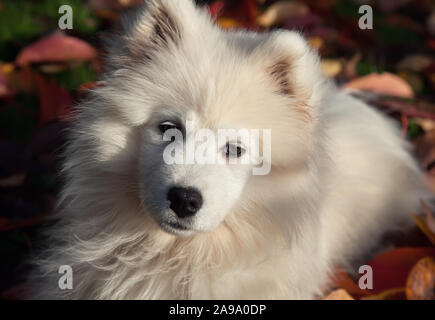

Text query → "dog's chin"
[159,220,198,237]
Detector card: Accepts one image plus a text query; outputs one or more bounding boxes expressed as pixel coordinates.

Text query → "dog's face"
[139,111,255,236]
[95,0,325,236]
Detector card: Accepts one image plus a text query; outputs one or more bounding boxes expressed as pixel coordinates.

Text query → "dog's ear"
[254,31,326,109]
[105,0,199,69]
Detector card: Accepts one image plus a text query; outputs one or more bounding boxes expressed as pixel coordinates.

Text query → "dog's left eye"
[159,121,178,133]
[225,143,245,158]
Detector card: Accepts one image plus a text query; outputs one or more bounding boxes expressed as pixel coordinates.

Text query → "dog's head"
[83,0,326,236]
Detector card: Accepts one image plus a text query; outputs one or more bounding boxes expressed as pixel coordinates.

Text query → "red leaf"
[36,74,73,124]
[343,73,414,98]
[367,247,435,294]
[207,1,225,18]
[16,32,97,66]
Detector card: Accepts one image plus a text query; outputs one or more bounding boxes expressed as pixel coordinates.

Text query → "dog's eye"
[159,121,178,133]
[225,143,245,158]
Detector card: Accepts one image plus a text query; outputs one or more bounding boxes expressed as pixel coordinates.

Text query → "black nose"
[167,186,203,218]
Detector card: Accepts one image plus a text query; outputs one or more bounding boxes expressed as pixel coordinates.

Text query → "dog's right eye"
[159,121,178,133]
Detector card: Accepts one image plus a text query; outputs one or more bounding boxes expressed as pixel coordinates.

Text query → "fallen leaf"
[307,37,324,50]
[329,267,371,298]
[321,59,342,78]
[217,0,258,29]
[323,289,354,300]
[398,72,424,93]
[343,53,362,80]
[207,1,225,18]
[3,66,39,94]
[36,74,73,124]
[16,32,97,67]
[367,247,435,294]
[343,73,414,98]
[216,18,244,30]
[406,256,435,300]
[361,287,406,300]
[397,55,432,72]
[257,1,309,27]
[414,118,435,132]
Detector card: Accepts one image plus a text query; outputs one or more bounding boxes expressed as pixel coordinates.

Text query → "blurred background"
[0,0,434,300]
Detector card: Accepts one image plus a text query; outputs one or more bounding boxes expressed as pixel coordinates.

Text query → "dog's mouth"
[165,221,189,230]
[160,220,194,236]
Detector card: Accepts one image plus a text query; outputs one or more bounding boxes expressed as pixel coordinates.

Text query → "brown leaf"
[343,53,362,80]
[329,267,371,298]
[397,55,433,73]
[361,287,406,300]
[406,257,435,300]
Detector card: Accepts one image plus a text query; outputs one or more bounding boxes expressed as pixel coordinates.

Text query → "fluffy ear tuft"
[124,0,183,61]
[105,0,199,69]
[149,4,181,47]
[258,31,325,108]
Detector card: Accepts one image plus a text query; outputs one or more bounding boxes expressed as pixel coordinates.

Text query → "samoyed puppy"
[30,0,430,299]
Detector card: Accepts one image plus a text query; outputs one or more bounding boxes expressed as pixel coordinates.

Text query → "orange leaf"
[217,0,258,29]
[406,256,435,300]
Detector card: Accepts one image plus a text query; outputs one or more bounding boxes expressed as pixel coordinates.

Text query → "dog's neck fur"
[37,157,328,299]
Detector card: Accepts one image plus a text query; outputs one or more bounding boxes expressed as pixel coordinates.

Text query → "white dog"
[30,0,430,299]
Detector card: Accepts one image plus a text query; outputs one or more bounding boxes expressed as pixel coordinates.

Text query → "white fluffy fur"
[30,0,430,299]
